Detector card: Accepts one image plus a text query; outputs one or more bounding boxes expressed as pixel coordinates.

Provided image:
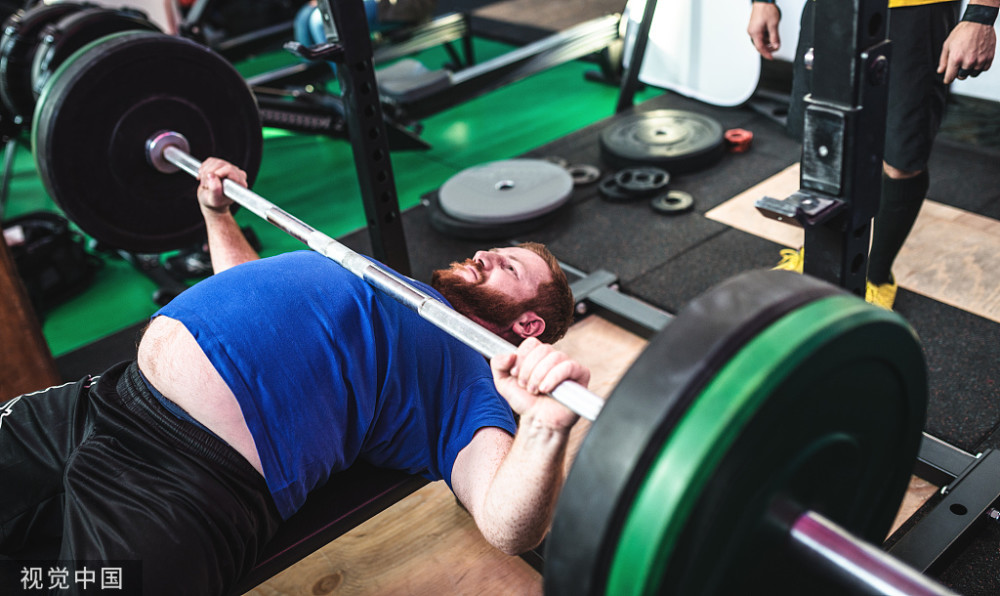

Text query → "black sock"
[868,170,929,285]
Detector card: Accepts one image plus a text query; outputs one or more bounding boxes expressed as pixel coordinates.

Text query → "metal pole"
[151,134,605,422]
[789,510,958,596]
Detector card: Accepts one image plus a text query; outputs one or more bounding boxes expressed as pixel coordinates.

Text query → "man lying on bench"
[0,158,589,595]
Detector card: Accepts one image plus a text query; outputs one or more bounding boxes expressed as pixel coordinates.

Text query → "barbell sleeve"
[154,135,605,422]
[789,510,957,596]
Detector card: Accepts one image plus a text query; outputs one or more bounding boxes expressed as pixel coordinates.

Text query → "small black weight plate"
[599,109,726,173]
[30,7,161,103]
[0,1,89,121]
[32,31,262,253]
[543,155,569,169]
[566,163,600,186]
[613,167,670,197]
[545,270,926,596]
[650,190,694,215]
[424,190,565,240]
[597,174,636,203]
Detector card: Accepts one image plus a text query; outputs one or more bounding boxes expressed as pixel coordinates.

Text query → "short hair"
[517,242,575,343]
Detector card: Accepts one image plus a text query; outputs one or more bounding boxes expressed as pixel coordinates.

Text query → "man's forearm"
[478,413,572,555]
[202,207,258,274]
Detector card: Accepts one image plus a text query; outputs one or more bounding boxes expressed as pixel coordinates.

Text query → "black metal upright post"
[756,0,890,296]
[801,0,890,295]
[614,0,658,113]
[315,0,411,275]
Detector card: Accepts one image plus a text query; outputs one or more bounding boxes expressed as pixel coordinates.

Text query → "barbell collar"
[155,135,605,422]
[790,510,957,596]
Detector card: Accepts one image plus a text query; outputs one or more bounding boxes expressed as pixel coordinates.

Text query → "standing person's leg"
[868,2,959,308]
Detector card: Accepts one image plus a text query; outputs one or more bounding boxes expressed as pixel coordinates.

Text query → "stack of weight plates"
[426,158,574,239]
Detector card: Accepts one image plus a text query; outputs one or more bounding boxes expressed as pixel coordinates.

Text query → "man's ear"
[510,311,545,339]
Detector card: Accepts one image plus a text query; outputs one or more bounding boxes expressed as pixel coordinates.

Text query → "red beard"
[431,259,527,332]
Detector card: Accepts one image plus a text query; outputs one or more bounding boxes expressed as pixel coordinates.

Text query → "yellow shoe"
[773,248,804,273]
[866,277,897,310]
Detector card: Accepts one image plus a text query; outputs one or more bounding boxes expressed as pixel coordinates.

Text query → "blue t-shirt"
[156,251,517,519]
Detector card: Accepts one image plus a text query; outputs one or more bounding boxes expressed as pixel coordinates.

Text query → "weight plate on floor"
[599,109,726,173]
[613,167,670,197]
[0,1,88,121]
[567,163,600,186]
[438,159,572,224]
[650,190,694,215]
[30,7,161,103]
[543,155,570,169]
[424,190,566,240]
[32,31,262,253]
[545,270,926,596]
[597,174,637,203]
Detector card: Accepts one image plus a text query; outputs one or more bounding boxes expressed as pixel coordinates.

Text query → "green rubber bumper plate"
[545,270,927,596]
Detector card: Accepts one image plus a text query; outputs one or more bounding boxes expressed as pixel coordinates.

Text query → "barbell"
[29,29,953,595]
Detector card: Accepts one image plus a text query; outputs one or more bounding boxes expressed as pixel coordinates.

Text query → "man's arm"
[747,1,781,60]
[197,158,259,274]
[451,338,591,555]
[938,1,999,84]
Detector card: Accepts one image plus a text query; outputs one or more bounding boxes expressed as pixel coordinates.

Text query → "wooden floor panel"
[706,163,1000,323]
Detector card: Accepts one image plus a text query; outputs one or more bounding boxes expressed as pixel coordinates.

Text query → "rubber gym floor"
[6,2,1000,595]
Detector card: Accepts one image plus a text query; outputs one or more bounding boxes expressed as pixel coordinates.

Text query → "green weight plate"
[545,270,847,596]
[608,296,926,595]
[32,31,261,253]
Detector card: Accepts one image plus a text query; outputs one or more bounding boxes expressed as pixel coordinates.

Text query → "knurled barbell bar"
[31,29,954,595]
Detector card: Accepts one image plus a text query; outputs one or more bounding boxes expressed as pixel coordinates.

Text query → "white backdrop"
[630,0,1000,105]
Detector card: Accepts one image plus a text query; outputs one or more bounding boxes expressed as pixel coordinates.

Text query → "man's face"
[431,247,552,333]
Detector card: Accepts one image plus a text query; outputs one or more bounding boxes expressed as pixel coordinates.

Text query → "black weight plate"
[30,7,160,104]
[545,270,861,596]
[650,189,694,215]
[424,190,566,240]
[613,167,670,197]
[600,109,726,173]
[0,2,89,120]
[597,174,637,203]
[566,163,600,186]
[32,31,262,254]
[605,296,926,595]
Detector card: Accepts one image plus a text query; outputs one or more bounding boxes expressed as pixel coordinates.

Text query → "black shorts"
[883,2,959,172]
[789,0,958,172]
[0,361,281,595]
